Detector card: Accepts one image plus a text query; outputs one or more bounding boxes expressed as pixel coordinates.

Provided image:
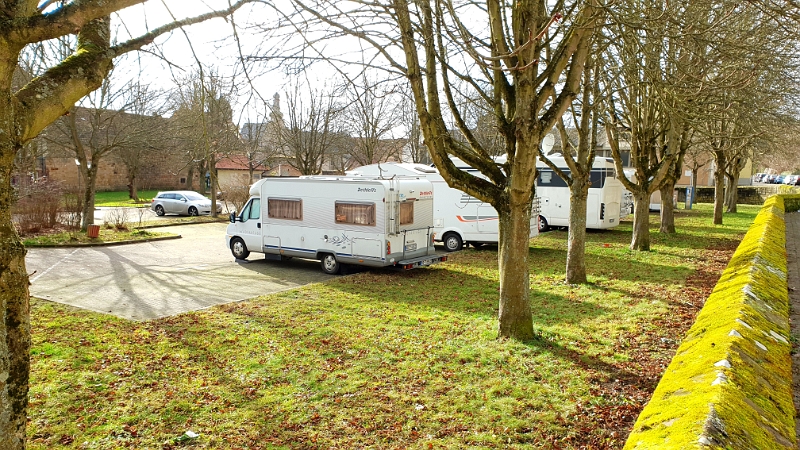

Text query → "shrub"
[12,179,64,233]
[219,182,251,214]
[104,207,130,231]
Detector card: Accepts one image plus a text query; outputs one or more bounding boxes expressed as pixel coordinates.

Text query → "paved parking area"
[25,223,334,321]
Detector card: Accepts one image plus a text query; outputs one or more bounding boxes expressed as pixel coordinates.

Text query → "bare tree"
[116,82,168,202]
[283,0,601,340]
[342,76,402,167]
[0,2,253,447]
[44,72,159,229]
[538,45,603,284]
[171,71,241,214]
[601,0,714,250]
[399,91,429,164]
[274,82,343,175]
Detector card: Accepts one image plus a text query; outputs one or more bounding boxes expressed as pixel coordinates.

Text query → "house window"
[268,198,302,220]
[335,202,375,226]
[180,177,186,184]
[399,201,414,225]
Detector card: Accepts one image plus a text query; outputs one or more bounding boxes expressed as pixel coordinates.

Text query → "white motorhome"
[225,176,447,274]
[347,163,539,251]
[535,155,624,230]
[622,169,665,212]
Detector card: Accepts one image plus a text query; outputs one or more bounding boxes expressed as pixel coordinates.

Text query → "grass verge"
[22,228,174,246]
[28,204,758,449]
[94,190,161,207]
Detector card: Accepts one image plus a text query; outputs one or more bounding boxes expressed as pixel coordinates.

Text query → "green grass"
[93,190,161,207]
[27,203,759,449]
[22,227,174,246]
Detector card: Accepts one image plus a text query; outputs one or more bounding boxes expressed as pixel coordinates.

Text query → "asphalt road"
[25,222,334,321]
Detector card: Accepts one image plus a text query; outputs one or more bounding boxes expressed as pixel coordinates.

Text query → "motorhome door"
[237,197,262,253]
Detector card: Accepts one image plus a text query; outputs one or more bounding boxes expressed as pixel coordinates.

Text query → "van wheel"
[538,215,549,233]
[231,237,250,260]
[320,253,340,274]
[443,233,463,252]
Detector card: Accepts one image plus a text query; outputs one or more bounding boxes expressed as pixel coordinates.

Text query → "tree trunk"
[130,176,139,202]
[724,173,738,213]
[0,100,32,450]
[80,165,99,230]
[496,194,535,341]
[659,183,676,234]
[566,181,588,284]
[187,165,196,190]
[713,152,725,224]
[631,191,651,251]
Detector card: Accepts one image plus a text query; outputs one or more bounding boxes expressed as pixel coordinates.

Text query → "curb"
[624,195,798,449]
[25,234,182,248]
[135,219,229,229]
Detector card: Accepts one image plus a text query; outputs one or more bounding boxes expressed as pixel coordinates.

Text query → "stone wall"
[623,194,800,449]
[675,186,785,205]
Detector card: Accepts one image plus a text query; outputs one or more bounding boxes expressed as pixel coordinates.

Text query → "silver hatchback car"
[150,191,222,216]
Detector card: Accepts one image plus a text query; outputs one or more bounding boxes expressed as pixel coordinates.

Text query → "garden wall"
[675,186,785,205]
[623,194,800,449]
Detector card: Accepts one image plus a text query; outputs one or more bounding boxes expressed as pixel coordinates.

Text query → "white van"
[225,176,447,274]
[347,163,539,251]
[536,156,624,230]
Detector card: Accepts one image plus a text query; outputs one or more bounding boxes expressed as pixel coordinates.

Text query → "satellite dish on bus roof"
[542,133,555,154]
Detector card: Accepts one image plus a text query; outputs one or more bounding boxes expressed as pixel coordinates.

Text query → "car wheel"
[443,232,463,252]
[188,206,198,216]
[155,205,165,216]
[538,215,549,233]
[320,253,340,274]
[231,237,250,260]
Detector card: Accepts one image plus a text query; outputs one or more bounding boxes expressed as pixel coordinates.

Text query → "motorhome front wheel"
[230,237,250,260]
[443,232,463,252]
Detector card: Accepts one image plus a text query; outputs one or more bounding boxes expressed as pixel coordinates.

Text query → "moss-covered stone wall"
[623,194,796,449]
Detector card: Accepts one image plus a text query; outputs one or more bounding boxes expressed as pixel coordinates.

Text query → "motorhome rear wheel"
[320,253,340,274]
[538,215,549,233]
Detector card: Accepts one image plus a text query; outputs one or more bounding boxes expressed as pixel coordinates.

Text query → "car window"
[163,193,175,200]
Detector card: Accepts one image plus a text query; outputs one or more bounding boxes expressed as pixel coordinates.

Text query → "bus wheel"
[538,215,549,233]
[443,233,463,252]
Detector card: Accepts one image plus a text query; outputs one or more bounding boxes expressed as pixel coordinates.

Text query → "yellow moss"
[624,194,796,449]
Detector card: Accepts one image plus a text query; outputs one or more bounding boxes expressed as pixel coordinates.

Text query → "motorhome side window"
[399,201,414,225]
[242,198,261,221]
[538,169,569,188]
[335,202,376,226]
[268,198,302,220]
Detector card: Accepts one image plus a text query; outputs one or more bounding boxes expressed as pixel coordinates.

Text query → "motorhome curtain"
[268,198,302,220]
[399,201,414,225]
[335,202,376,226]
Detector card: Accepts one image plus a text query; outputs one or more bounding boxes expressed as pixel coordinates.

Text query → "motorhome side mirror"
[229,211,237,223]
